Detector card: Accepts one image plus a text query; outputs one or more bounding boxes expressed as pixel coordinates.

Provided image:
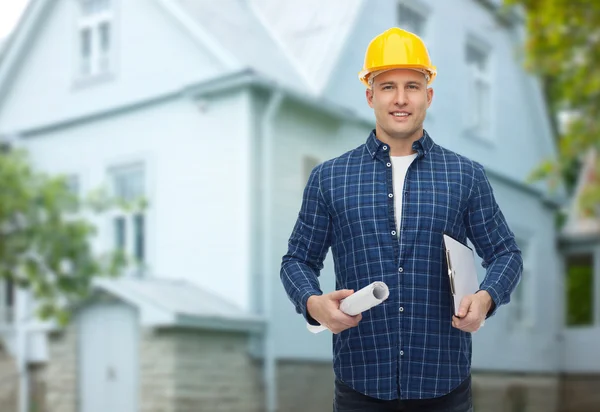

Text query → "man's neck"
[375,127,423,156]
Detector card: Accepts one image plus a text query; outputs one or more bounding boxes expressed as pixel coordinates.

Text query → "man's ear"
[426,87,434,108]
[366,88,374,108]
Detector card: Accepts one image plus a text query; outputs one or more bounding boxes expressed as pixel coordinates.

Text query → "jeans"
[333,375,473,412]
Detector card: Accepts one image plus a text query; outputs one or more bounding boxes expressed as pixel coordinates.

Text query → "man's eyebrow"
[378,81,396,86]
[406,80,424,86]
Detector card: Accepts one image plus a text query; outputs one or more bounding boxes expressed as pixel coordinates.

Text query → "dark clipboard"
[442,232,480,317]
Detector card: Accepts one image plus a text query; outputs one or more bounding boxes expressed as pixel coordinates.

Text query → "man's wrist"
[306,295,321,325]
[476,290,493,312]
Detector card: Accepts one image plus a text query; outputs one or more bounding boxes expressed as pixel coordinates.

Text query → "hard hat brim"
[359,64,437,87]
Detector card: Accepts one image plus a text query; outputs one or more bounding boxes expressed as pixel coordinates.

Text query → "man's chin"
[388,127,420,140]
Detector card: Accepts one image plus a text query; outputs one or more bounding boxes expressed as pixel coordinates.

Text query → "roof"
[562,148,600,239]
[92,277,265,333]
[0,0,366,102]
[250,0,363,93]
[171,0,309,91]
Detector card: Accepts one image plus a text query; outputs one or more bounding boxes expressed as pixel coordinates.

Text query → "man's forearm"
[280,257,323,323]
[479,251,522,317]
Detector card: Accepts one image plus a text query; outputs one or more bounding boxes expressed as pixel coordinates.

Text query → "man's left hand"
[452,290,493,333]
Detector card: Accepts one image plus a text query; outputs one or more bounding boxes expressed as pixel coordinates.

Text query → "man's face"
[366,69,433,142]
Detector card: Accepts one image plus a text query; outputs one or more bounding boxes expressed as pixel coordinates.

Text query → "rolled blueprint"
[306,281,390,334]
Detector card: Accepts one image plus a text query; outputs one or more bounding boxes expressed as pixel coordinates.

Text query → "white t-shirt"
[391,153,418,232]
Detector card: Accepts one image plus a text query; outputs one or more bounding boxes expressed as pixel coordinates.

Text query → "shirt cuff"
[477,286,500,318]
[298,289,323,326]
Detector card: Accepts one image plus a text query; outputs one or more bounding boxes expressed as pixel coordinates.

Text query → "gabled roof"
[0,0,364,102]
[250,0,363,93]
[562,149,600,239]
[170,0,308,91]
[92,277,265,333]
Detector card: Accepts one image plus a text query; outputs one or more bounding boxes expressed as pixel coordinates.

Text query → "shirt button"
[388,193,393,198]
[400,350,404,356]
[398,267,403,273]
[382,145,388,150]
[386,162,391,167]
[391,230,396,236]
[399,307,404,312]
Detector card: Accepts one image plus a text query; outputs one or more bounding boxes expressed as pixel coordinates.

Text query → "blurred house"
[0,0,596,411]
[558,148,600,412]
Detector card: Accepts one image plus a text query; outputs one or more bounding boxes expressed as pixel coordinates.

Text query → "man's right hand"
[307,289,362,334]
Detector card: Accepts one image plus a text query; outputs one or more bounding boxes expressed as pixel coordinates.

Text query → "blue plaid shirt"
[280,130,522,400]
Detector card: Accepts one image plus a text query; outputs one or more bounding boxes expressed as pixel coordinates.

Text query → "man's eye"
[382,85,393,90]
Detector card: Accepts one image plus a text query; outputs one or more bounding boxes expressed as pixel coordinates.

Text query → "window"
[398,3,427,38]
[302,156,320,185]
[77,0,114,78]
[0,279,15,324]
[65,175,80,197]
[110,165,146,270]
[565,253,595,326]
[465,40,492,139]
[510,237,533,327]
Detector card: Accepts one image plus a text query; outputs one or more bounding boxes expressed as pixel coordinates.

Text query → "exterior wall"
[29,363,47,412]
[139,328,176,412]
[472,373,560,412]
[560,374,600,412]
[0,0,222,133]
[45,328,78,412]
[141,328,264,412]
[277,360,334,412]
[19,91,255,311]
[0,344,18,412]
[277,362,565,412]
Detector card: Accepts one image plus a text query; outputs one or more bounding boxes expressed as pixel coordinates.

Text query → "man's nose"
[394,89,408,106]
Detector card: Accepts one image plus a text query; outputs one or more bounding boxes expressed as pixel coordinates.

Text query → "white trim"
[562,247,597,327]
[397,0,433,45]
[152,0,239,69]
[247,1,316,94]
[595,246,600,326]
[0,0,54,111]
[464,33,495,144]
[104,154,155,276]
[511,231,536,330]
[73,0,117,83]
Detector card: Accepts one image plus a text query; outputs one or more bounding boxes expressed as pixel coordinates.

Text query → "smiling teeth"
[393,112,409,117]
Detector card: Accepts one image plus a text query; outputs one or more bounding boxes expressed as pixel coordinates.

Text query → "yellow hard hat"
[358,27,437,87]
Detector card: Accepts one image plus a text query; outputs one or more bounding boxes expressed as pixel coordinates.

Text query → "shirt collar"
[366,129,435,159]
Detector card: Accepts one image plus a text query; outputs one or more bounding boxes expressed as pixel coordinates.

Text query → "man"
[280,27,522,412]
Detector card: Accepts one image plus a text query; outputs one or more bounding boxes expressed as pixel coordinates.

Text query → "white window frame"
[0,279,15,326]
[75,0,116,82]
[510,235,536,329]
[464,35,494,143]
[397,0,431,46]
[562,245,600,328]
[107,163,146,276]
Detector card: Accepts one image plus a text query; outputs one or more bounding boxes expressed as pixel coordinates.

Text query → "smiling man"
[280,27,523,412]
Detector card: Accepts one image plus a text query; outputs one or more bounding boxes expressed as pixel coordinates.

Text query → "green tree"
[0,148,128,325]
[505,0,600,217]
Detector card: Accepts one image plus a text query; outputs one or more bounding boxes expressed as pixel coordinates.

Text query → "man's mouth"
[390,111,410,118]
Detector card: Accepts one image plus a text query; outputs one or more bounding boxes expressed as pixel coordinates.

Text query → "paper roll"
[306,281,390,334]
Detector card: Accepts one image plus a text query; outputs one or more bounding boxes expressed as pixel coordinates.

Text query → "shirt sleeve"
[280,163,333,326]
[464,163,523,318]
